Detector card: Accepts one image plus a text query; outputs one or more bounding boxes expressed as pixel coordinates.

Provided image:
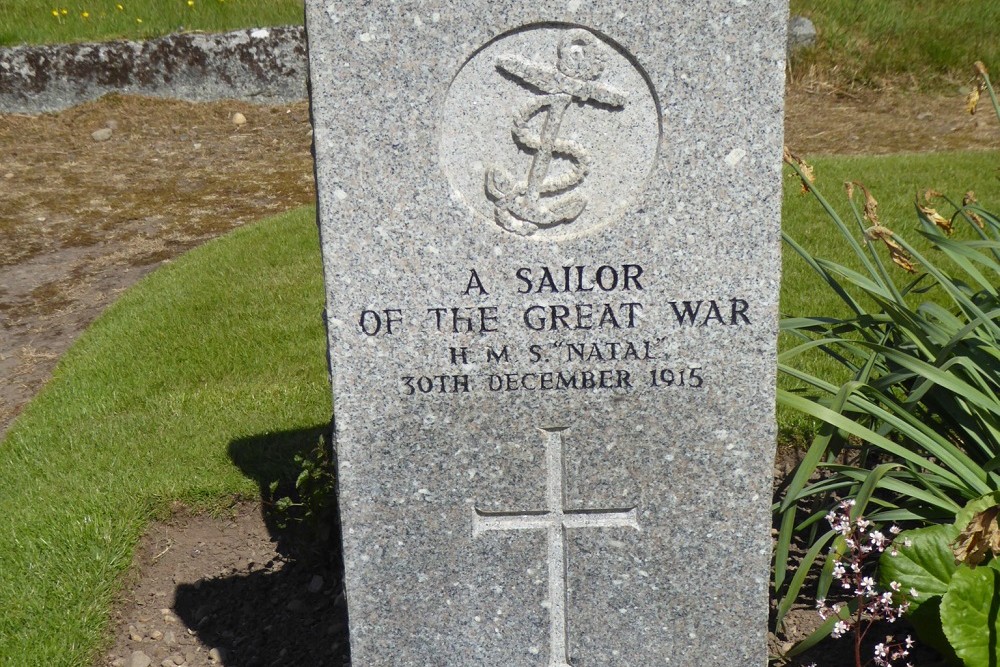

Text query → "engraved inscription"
[485,30,626,236]
[350,262,758,396]
[473,426,640,667]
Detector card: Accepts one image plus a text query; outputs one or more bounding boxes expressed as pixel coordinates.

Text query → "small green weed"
[268,429,338,545]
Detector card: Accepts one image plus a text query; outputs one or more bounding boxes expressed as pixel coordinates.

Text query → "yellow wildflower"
[60,8,68,14]
[968,61,990,115]
[967,87,981,115]
[117,3,124,9]
[81,11,89,18]
[136,17,142,23]
[52,9,59,16]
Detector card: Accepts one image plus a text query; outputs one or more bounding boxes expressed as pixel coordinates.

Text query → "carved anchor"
[486,29,627,236]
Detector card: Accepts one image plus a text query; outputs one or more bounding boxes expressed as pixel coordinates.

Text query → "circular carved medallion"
[440,24,661,239]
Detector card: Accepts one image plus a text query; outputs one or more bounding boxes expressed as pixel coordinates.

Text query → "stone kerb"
[0,25,307,114]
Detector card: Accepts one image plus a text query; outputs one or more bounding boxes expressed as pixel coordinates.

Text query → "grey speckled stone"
[787,15,818,51]
[0,26,306,114]
[307,2,786,665]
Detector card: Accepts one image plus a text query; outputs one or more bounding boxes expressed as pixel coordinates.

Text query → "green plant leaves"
[773,152,1000,661]
[909,597,961,666]
[941,565,1000,667]
[881,524,959,611]
[880,524,962,662]
[956,492,1000,529]
[879,496,1000,665]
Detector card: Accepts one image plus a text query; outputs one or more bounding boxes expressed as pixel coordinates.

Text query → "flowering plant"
[814,500,917,667]
[773,61,1000,664]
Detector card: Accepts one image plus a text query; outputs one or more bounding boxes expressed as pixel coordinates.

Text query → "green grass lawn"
[0,150,996,662]
[782,150,1000,325]
[0,0,304,46]
[0,207,329,664]
[788,0,1000,88]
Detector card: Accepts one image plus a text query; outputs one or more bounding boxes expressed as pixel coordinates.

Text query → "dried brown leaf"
[968,63,989,115]
[866,224,917,273]
[847,181,880,225]
[916,195,953,235]
[919,206,953,234]
[954,505,1000,568]
[964,190,985,228]
[783,146,815,193]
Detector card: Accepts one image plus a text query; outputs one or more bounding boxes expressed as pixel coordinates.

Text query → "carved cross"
[473,426,640,666]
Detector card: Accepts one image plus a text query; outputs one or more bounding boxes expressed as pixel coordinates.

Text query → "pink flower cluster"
[814,500,917,667]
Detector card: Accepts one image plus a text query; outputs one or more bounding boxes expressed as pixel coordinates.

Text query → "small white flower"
[870,530,886,549]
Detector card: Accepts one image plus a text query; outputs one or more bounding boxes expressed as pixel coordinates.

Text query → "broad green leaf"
[881,524,962,663]
[880,524,960,613]
[908,597,962,666]
[941,566,1000,667]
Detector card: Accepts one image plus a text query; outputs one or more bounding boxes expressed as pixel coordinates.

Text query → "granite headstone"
[307,2,786,665]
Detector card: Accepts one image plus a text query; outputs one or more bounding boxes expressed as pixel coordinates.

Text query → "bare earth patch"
[786,84,1000,155]
[100,502,347,667]
[0,94,314,440]
[0,84,995,666]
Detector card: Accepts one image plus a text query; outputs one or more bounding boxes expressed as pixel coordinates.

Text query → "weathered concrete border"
[0,26,308,114]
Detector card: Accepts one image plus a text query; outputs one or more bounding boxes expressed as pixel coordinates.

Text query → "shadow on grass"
[173,424,350,666]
